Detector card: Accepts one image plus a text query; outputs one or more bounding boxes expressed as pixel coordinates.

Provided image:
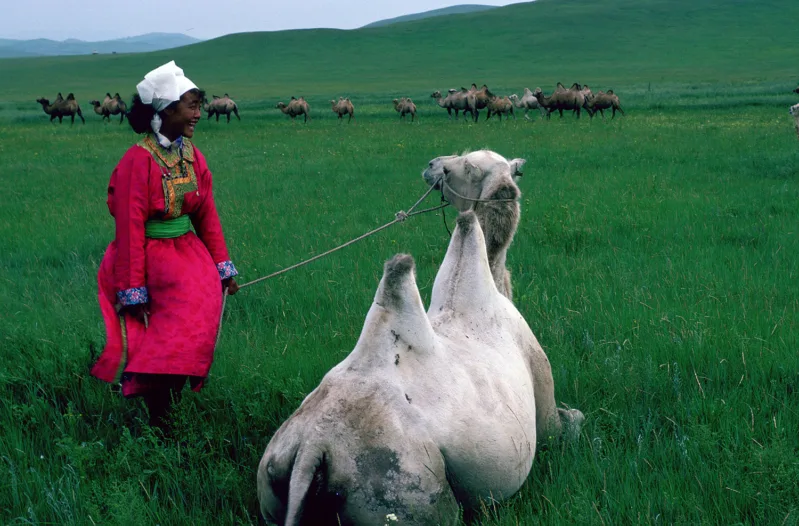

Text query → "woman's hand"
[223,277,239,296]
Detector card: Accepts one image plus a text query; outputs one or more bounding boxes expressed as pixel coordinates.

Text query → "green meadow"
[1,0,798,523]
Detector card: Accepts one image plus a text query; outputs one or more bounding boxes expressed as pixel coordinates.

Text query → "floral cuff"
[217,261,238,280]
[117,287,149,306]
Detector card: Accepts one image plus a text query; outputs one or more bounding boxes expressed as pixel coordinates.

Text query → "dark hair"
[127,88,206,134]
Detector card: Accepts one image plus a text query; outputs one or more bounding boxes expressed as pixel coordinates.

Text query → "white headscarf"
[136,60,198,146]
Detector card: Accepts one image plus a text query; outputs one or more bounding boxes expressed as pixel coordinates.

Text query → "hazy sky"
[2,1,530,41]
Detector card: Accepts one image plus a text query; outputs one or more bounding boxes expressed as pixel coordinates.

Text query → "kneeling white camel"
[257,150,583,525]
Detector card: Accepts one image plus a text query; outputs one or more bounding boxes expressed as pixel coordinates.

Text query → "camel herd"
[430,82,625,122]
[33,84,798,131]
[271,83,624,124]
[35,83,629,125]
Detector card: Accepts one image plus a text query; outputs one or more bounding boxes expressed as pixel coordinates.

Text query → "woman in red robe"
[92,61,238,430]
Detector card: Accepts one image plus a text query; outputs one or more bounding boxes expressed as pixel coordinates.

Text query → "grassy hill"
[1,0,798,102]
[0,33,201,59]
[361,4,499,28]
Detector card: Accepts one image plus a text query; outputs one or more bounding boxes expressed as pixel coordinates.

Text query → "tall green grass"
[2,99,797,525]
[1,0,798,523]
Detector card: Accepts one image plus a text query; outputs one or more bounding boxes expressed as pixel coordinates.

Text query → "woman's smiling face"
[162,90,202,140]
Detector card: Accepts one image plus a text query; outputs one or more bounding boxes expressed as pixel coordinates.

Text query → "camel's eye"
[443,167,450,175]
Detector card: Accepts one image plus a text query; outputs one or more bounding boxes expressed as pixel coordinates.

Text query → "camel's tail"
[284,448,324,526]
[233,104,241,120]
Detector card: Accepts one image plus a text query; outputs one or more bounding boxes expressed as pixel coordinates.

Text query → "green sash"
[145,215,191,239]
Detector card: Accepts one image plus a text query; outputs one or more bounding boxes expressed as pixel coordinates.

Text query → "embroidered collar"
[142,132,194,168]
[153,131,182,150]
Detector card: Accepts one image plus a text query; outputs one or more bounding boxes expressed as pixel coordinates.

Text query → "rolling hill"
[0,33,201,58]
[361,4,499,28]
[1,0,798,101]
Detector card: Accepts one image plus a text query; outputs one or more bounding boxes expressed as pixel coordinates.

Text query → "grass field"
[1,0,799,524]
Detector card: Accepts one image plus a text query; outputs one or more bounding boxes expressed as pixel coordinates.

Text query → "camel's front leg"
[526,343,583,446]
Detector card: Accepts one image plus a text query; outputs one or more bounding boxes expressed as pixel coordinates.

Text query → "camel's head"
[36,97,49,106]
[423,150,525,212]
[89,100,101,107]
[430,91,442,99]
[794,85,799,95]
[275,102,286,109]
[508,94,519,102]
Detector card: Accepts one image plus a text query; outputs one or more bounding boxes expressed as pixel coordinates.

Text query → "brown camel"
[276,97,310,122]
[111,93,128,122]
[91,92,127,123]
[533,83,590,119]
[392,97,417,121]
[586,90,625,119]
[463,83,494,120]
[430,89,476,121]
[203,93,240,123]
[485,95,515,121]
[36,93,85,124]
[330,97,355,122]
[89,100,109,120]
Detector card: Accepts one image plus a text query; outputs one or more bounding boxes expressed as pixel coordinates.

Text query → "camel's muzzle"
[422,169,442,190]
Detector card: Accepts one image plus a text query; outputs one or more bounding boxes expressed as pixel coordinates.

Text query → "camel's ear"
[509,158,526,178]
[464,158,483,180]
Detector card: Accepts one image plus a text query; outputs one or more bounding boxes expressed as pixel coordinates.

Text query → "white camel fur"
[257,151,583,526]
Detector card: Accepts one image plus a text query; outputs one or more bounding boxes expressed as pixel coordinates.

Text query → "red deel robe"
[92,135,236,395]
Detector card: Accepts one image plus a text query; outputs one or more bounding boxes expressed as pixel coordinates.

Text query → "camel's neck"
[435,97,446,108]
[39,102,53,114]
[473,200,519,300]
